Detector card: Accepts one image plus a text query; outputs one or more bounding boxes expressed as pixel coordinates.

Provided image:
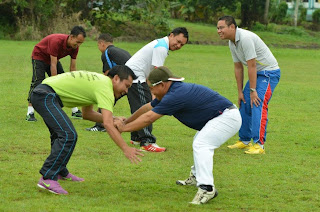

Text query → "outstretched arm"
[117,110,163,133]
[125,103,153,124]
[101,108,143,164]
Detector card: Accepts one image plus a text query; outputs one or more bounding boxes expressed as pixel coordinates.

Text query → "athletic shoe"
[130,140,140,145]
[245,143,265,154]
[176,171,197,186]
[26,113,37,122]
[86,125,106,132]
[190,187,218,205]
[37,177,68,195]
[71,110,82,119]
[141,143,166,152]
[227,141,252,149]
[58,173,84,182]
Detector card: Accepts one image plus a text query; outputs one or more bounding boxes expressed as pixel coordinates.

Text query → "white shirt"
[126,36,169,83]
[229,28,279,71]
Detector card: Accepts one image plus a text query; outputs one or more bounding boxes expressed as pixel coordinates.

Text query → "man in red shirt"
[26,26,86,121]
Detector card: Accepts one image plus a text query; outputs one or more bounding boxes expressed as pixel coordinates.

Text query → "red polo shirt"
[32,34,79,65]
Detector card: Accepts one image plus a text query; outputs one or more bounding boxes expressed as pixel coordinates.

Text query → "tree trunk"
[293,0,300,27]
[263,0,270,24]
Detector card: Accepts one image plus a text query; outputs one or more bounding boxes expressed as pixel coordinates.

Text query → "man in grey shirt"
[217,15,281,154]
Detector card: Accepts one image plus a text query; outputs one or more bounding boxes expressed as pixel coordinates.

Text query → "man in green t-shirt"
[30,65,143,195]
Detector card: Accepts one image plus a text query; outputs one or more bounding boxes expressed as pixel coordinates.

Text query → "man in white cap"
[115,66,242,204]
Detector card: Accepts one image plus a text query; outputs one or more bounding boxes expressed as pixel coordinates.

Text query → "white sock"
[71,107,79,113]
[27,106,34,115]
[257,143,264,149]
[241,140,251,145]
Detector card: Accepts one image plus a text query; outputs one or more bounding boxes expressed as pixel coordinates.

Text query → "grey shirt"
[229,28,279,71]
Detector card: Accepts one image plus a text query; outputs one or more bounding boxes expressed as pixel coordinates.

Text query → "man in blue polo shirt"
[115,66,242,205]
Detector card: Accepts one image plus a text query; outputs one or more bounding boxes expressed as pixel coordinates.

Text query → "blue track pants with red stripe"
[239,69,280,144]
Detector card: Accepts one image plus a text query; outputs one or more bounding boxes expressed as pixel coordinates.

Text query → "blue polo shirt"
[151,82,233,131]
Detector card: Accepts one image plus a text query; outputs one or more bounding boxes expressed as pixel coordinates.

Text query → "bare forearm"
[82,106,103,123]
[105,124,130,151]
[70,60,76,71]
[50,64,57,76]
[123,111,156,132]
[248,68,257,89]
[234,67,244,93]
[125,103,152,124]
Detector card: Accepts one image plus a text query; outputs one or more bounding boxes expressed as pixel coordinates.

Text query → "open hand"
[250,91,261,108]
[124,147,144,164]
[238,92,246,108]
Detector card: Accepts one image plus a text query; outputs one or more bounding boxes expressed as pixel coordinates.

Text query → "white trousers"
[191,107,242,187]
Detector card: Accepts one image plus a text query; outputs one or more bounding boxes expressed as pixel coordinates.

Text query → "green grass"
[1,34,320,212]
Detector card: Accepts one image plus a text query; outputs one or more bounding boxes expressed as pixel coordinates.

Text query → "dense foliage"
[0,0,318,40]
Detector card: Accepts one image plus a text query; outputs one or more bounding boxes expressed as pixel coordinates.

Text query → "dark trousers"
[127,82,156,145]
[31,84,77,180]
[27,59,64,102]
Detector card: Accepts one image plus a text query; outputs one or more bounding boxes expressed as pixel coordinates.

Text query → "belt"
[227,104,237,110]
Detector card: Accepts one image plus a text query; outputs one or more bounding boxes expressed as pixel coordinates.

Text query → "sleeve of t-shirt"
[240,37,257,61]
[95,89,114,113]
[151,94,185,116]
[151,47,168,67]
[101,51,111,73]
[70,48,79,59]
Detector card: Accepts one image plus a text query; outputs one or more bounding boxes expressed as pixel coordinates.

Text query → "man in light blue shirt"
[217,15,281,154]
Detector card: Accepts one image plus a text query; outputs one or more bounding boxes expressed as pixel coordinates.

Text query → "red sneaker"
[141,143,166,152]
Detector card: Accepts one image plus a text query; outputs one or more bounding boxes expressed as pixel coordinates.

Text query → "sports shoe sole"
[140,147,166,152]
[176,180,196,186]
[130,140,140,145]
[37,184,65,195]
[189,190,219,205]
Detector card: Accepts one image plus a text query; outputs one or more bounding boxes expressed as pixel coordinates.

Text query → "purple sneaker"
[58,173,84,182]
[37,177,68,195]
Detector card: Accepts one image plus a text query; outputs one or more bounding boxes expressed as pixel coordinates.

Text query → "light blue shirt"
[229,28,279,71]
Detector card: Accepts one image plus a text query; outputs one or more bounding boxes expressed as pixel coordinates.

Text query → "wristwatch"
[250,88,256,92]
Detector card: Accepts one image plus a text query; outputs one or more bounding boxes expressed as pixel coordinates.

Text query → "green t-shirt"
[43,71,114,112]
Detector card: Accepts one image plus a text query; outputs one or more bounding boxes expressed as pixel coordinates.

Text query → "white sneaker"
[176,171,197,186]
[190,187,218,205]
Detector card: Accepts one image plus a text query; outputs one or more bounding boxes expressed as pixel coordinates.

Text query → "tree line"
[0,0,319,40]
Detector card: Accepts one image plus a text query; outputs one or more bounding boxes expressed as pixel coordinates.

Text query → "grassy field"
[0,28,320,211]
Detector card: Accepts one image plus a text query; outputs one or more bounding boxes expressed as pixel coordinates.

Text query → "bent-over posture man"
[125,27,189,152]
[26,26,86,122]
[86,33,131,132]
[217,16,281,154]
[31,66,143,195]
[115,66,241,204]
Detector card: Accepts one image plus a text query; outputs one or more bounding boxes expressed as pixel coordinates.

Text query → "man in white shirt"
[125,27,189,152]
[217,16,281,154]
